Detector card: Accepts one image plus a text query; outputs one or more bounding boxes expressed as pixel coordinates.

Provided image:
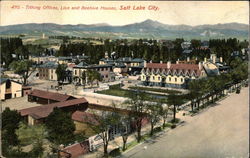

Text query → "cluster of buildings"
[16,89,148,157]
[32,53,145,85]
[140,54,227,88]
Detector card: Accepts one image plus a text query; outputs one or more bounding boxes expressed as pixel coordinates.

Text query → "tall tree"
[86,111,120,156]
[55,64,67,84]
[167,94,185,123]
[45,108,75,145]
[9,60,34,85]
[146,101,162,136]
[124,89,147,142]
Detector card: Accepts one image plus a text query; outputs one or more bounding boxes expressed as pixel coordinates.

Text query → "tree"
[158,99,170,128]
[119,115,131,151]
[167,94,185,123]
[86,111,120,156]
[146,101,162,136]
[2,107,22,146]
[81,70,87,88]
[9,60,34,85]
[16,122,46,158]
[45,108,75,145]
[56,64,67,84]
[86,69,102,87]
[124,90,147,142]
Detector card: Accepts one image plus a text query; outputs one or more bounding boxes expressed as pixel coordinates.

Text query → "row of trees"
[187,57,248,112]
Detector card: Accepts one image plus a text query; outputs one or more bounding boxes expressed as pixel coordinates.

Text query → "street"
[121,87,249,158]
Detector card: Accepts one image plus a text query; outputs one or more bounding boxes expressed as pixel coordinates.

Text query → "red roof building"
[19,97,88,125]
[140,62,207,88]
[28,89,76,104]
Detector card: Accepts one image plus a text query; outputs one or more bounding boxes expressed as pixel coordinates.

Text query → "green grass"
[96,84,167,101]
[129,86,181,94]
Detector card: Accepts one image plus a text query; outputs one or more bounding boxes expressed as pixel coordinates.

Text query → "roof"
[146,63,200,70]
[39,61,58,68]
[74,63,113,69]
[0,78,22,85]
[131,58,144,62]
[144,63,203,77]
[61,141,89,158]
[19,98,88,119]
[72,111,99,125]
[28,89,76,102]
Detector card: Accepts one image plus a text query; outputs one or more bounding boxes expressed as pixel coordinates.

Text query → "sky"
[0,1,249,26]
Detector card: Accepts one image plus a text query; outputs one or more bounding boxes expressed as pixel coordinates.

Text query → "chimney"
[198,62,202,70]
[143,60,147,67]
[160,60,163,64]
[176,59,179,64]
[187,57,190,62]
[150,60,152,63]
[167,61,171,69]
[204,57,207,62]
[219,57,223,63]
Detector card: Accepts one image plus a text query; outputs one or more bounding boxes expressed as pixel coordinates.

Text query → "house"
[99,55,145,75]
[28,89,76,104]
[0,78,23,100]
[204,54,230,73]
[59,141,90,158]
[140,61,207,88]
[29,55,58,65]
[73,62,115,84]
[19,97,88,125]
[72,103,149,142]
[72,111,99,136]
[38,61,58,81]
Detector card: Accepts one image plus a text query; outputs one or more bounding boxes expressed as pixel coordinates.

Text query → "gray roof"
[39,61,58,68]
[0,78,22,85]
[131,58,144,62]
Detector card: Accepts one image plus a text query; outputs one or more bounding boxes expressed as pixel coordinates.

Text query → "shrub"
[171,124,176,129]
[153,127,162,133]
[109,148,121,157]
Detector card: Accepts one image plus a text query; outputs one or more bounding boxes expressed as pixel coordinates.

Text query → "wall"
[11,82,22,98]
[0,83,6,100]
[74,121,96,137]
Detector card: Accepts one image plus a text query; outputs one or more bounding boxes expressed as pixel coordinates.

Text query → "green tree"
[87,111,120,156]
[56,64,67,84]
[81,71,87,88]
[146,101,162,136]
[86,69,102,87]
[16,122,46,158]
[45,108,75,145]
[124,90,147,142]
[9,60,34,85]
[167,94,185,123]
[2,107,22,146]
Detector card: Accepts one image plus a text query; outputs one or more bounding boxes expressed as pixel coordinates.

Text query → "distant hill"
[0,19,248,39]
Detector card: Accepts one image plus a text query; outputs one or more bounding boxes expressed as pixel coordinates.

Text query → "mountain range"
[0,19,248,39]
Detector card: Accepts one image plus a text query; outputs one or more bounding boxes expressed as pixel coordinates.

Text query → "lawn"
[96,84,168,101]
[128,86,181,94]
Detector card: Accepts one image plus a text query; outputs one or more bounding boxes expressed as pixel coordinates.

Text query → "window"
[169,77,171,81]
[106,75,108,78]
[153,76,155,80]
[75,70,77,75]
[158,77,161,80]
[175,78,177,82]
[181,78,183,82]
